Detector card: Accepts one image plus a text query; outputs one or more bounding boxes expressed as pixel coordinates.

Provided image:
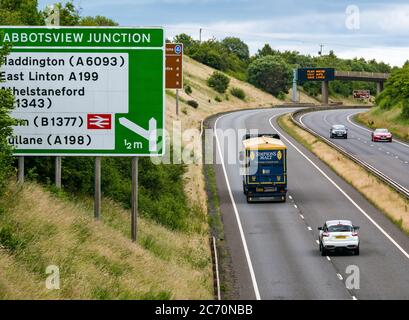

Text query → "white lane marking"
[405,161,408,164]
[300,214,305,220]
[294,204,298,209]
[337,273,344,280]
[307,226,312,231]
[323,113,332,126]
[289,195,293,200]
[326,256,331,261]
[200,119,204,137]
[212,236,221,300]
[316,240,320,245]
[215,113,261,300]
[347,112,409,148]
[352,296,358,300]
[269,115,409,261]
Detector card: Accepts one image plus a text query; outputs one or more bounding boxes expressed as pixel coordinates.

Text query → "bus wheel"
[246,195,252,203]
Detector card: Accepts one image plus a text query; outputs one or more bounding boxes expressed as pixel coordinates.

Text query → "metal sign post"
[55,156,62,188]
[176,89,179,116]
[18,156,24,183]
[131,157,138,242]
[94,157,101,220]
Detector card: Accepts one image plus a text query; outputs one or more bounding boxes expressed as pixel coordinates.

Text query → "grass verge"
[355,105,409,142]
[0,181,213,299]
[278,113,409,234]
[202,119,238,299]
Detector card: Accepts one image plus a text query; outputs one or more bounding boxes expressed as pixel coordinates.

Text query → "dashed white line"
[326,256,331,261]
[289,195,293,200]
[269,114,409,261]
[300,214,305,220]
[347,112,409,148]
[316,240,320,245]
[337,273,344,281]
[294,204,298,209]
[352,296,358,300]
[307,226,312,231]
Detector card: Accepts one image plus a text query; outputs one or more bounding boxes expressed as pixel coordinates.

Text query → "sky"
[38,0,409,67]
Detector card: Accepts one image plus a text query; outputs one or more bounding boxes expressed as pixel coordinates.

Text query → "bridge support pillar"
[376,82,384,95]
[322,81,329,105]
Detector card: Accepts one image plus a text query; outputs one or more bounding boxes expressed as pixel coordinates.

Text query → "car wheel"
[321,245,326,256]
[355,246,360,256]
[243,181,247,195]
[344,135,348,139]
[390,139,393,143]
[330,134,333,139]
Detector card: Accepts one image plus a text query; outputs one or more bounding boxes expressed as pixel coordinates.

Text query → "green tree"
[255,44,277,58]
[80,15,118,26]
[222,37,249,61]
[207,71,230,94]
[50,1,80,26]
[173,33,196,53]
[0,0,44,25]
[247,55,292,96]
[0,40,15,194]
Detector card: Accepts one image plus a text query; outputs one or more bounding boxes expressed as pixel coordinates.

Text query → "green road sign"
[0,27,165,156]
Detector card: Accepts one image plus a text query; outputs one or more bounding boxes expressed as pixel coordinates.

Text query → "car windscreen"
[328,225,353,232]
[375,129,388,133]
[333,125,345,130]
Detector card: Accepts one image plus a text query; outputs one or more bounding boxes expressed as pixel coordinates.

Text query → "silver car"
[330,124,348,139]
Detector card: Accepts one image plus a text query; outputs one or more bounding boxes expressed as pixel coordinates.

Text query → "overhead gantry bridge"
[322,71,389,105]
[294,68,390,105]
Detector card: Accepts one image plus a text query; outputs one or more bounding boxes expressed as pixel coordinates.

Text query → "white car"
[318,220,360,256]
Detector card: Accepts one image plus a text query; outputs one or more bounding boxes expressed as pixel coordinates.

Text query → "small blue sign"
[174,44,182,55]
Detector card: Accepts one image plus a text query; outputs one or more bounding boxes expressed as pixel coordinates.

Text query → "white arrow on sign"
[119,117,157,152]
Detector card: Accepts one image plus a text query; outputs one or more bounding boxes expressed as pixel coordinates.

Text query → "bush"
[184,85,192,95]
[207,71,230,94]
[187,100,199,108]
[0,44,15,195]
[247,55,292,97]
[230,87,246,100]
[214,96,222,102]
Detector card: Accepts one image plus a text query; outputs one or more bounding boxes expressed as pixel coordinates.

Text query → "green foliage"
[187,99,199,108]
[0,0,44,25]
[221,37,249,61]
[214,96,222,102]
[184,84,192,95]
[181,36,247,79]
[80,15,118,26]
[376,64,409,119]
[207,71,230,94]
[24,155,193,231]
[52,1,80,26]
[247,55,292,96]
[0,40,14,195]
[173,33,196,51]
[230,87,246,100]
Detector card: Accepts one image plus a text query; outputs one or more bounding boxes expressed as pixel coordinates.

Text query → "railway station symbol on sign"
[166,43,183,89]
[1,26,165,156]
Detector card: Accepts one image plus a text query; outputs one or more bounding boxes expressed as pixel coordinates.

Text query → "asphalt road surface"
[210,107,409,300]
[299,108,409,193]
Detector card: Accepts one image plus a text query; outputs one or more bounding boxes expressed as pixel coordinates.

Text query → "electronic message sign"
[297,68,335,82]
